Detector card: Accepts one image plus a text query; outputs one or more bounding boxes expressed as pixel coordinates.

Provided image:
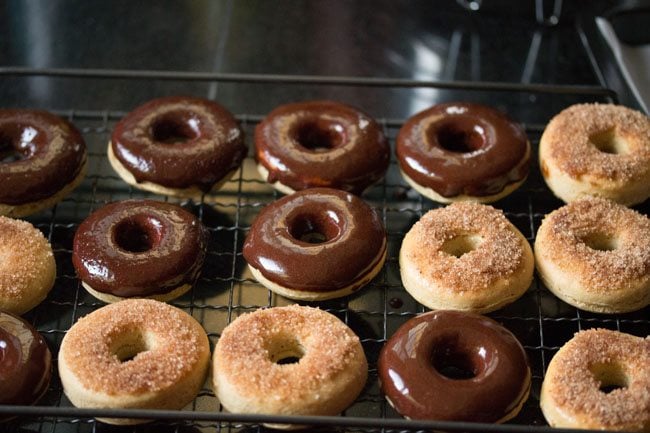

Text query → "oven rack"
[0,68,648,433]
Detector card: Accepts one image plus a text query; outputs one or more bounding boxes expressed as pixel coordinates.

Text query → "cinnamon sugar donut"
[212,305,367,429]
[540,329,650,432]
[58,299,210,425]
[539,103,650,206]
[535,197,650,313]
[399,202,534,313]
[0,216,56,315]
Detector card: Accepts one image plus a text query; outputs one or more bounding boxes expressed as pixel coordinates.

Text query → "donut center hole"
[288,211,342,244]
[431,338,480,380]
[441,234,484,258]
[292,119,345,152]
[0,126,38,162]
[111,331,150,363]
[432,122,486,153]
[151,115,200,144]
[267,338,305,365]
[591,363,629,394]
[579,232,618,252]
[589,128,629,155]
[113,217,162,253]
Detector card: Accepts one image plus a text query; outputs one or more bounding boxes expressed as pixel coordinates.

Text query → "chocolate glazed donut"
[109,96,246,196]
[255,100,390,195]
[243,188,386,300]
[397,102,530,203]
[378,310,531,423]
[0,109,87,217]
[0,311,52,414]
[72,200,208,302]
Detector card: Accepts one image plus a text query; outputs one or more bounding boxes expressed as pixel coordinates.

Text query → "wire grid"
[1,72,649,433]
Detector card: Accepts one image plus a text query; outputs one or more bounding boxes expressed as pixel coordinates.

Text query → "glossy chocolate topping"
[397,102,530,197]
[72,199,208,297]
[111,96,246,191]
[243,188,386,291]
[378,310,530,422]
[0,109,86,205]
[0,311,52,408]
[255,100,390,194]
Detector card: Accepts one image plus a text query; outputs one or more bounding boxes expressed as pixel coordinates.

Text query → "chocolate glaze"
[0,311,52,409]
[243,188,386,291]
[111,96,246,192]
[0,109,86,205]
[72,199,208,297]
[378,310,530,422]
[255,100,390,194]
[396,102,530,197]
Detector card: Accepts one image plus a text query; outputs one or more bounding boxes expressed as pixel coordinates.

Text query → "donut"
[378,310,530,423]
[0,311,52,416]
[72,199,208,303]
[0,216,56,315]
[396,102,530,203]
[58,299,210,425]
[109,96,246,197]
[0,109,87,217]
[535,197,650,313]
[539,103,650,206]
[212,305,367,428]
[399,202,534,313]
[243,188,386,301]
[255,100,390,195]
[540,329,650,431]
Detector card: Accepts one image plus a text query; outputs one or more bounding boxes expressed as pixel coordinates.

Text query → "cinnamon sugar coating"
[542,329,650,430]
[61,299,208,395]
[543,103,650,180]
[406,202,524,291]
[212,305,367,418]
[538,197,650,293]
[0,216,56,314]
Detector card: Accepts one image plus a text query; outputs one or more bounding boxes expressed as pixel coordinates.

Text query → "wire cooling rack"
[0,68,648,433]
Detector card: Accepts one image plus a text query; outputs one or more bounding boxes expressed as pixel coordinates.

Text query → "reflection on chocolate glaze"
[378,310,530,422]
[255,100,390,194]
[397,102,530,198]
[72,199,208,297]
[243,188,386,291]
[0,311,51,409]
[0,110,86,205]
[111,96,246,191]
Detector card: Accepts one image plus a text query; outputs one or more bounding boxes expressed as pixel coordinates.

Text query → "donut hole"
[110,331,151,363]
[589,128,629,155]
[0,126,38,162]
[431,336,482,380]
[266,337,305,365]
[441,234,484,258]
[431,121,486,153]
[591,363,629,394]
[292,119,345,152]
[151,114,200,144]
[579,232,618,252]
[288,211,342,244]
[113,216,163,253]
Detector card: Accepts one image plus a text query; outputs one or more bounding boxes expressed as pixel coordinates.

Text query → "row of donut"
[3,300,648,431]
[1,98,649,219]
[1,187,648,318]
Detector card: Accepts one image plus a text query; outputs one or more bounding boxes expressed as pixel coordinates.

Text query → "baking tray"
[0,67,648,433]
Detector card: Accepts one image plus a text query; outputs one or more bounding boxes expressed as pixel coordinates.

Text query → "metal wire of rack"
[0,68,648,433]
